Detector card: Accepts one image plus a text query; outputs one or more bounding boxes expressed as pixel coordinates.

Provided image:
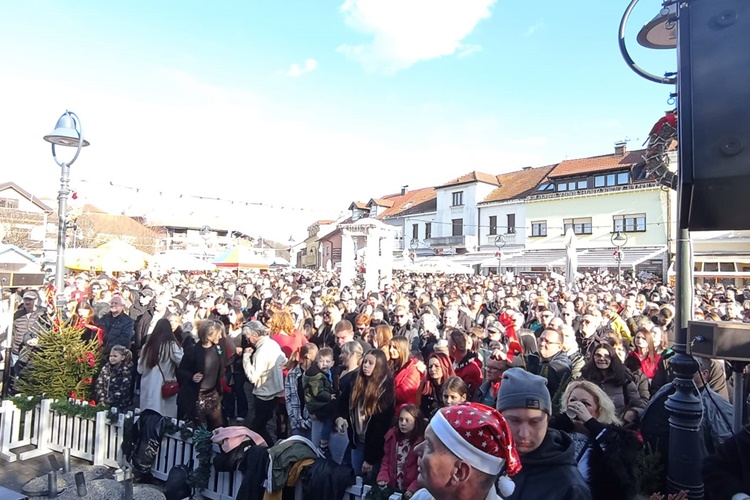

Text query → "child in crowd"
[442,376,468,408]
[377,404,425,499]
[302,347,336,455]
[94,345,134,409]
[285,343,318,439]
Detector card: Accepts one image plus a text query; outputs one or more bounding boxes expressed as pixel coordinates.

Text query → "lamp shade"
[43,113,90,147]
[637,4,677,49]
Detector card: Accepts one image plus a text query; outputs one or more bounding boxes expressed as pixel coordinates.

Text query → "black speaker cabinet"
[688,320,750,362]
[682,0,750,230]
[0,272,46,288]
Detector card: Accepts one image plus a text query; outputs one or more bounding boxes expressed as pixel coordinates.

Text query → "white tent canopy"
[152,251,216,271]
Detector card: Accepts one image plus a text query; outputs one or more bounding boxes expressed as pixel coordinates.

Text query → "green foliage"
[16,315,102,400]
[8,394,43,412]
[189,426,213,491]
[50,398,110,420]
[636,443,666,495]
[366,484,399,500]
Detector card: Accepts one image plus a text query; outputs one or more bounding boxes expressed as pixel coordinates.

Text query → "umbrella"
[65,239,152,273]
[213,246,270,269]
[152,251,216,271]
[564,227,578,291]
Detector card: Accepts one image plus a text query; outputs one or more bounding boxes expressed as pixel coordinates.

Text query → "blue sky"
[0,0,676,242]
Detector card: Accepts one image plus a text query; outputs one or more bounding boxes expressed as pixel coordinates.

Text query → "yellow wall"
[524,187,669,249]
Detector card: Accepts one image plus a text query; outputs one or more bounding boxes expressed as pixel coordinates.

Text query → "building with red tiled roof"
[548,146,645,178]
[438,171,501,188]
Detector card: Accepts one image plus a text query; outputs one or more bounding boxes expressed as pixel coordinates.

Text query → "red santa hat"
[431,402,522,497]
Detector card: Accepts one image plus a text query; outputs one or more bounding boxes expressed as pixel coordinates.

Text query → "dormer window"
[537,183,554,192]
[594,171,629,187]
[556,178,587,192]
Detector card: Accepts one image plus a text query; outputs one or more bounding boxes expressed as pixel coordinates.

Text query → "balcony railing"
[427,235,468,248]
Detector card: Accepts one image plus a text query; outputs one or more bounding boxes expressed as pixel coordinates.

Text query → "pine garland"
[50,398,110,420]
[8,394,43,413]
[16,314,102,400]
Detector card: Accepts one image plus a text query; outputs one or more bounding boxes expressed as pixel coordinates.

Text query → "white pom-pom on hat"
[497,474,516,498]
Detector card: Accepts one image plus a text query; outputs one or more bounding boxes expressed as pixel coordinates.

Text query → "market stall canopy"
[403,258,475,275]
[152,251,216,271]
[65,239,152,273]
[213,246,270,269]
[269,257,291,267]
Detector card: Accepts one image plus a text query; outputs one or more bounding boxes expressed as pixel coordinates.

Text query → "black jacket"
[551,414,642,500]
[97,312,134,352]
[125,409,166,475]
[703,424,750,500]
[347,379,396,466]
[175,343,226,421]
[303,457,355,500]
[507,428,592,500]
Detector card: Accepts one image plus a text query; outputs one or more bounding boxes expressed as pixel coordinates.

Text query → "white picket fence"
[0,398,399,500]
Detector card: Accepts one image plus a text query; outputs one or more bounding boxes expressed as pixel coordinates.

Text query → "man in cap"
[413,402,522,500]
[496,368,590,499]
[97,295,135,353]
[11,290,43,361]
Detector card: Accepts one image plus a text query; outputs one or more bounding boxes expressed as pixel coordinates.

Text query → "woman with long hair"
[176,320,227,430]
[552,380,642,500]
[72,301,104,344]
[416,352,455,418]
[388,336,422,411]
[138,318,184,418]
[626,327,661,380]
[337,349,395,479]
[581,343,646,425]
[370,324,393,361]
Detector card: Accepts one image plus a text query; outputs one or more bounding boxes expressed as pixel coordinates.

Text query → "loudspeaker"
[681,0,750,230]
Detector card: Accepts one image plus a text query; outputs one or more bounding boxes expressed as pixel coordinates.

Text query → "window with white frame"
[412,223,419,240]
[489,216,497,235]
[425,223,432,239]
[613,214,646,232]
[452,191,464,206]
[594,171,630,188]
[0,197,19,209]
[563,217,593,235]
[531,221,547,237]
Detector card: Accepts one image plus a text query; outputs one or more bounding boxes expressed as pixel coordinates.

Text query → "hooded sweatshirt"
[507,428,592,500]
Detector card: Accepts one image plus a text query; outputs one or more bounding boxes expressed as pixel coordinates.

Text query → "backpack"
[164,461,193,500]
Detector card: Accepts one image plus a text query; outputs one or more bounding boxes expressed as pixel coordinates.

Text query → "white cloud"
[524,20,545,37]
[280,58,318,77]
[338,0,496,73]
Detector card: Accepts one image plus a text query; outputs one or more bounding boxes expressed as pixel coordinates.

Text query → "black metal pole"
[666,1,703,497]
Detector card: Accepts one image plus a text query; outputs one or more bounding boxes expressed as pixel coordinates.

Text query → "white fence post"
[0,399,18,462]
[93,410,106,466]
[18,398,51,461]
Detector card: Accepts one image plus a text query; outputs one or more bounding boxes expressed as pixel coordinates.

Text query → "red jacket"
[454,352,483,396]
[377,428,424,493]
[393,359,422,411]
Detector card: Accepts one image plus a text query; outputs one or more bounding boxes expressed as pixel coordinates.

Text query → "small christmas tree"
[17,315,101,400]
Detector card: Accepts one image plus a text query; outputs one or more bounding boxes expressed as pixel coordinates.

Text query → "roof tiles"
[438,171,501,188]
[480,165,557,204]
[549,150,645,178]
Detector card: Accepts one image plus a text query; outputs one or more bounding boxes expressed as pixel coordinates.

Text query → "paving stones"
[21,466,108,497]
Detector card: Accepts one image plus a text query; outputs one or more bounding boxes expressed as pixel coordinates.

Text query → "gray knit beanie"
[496,367,552,415]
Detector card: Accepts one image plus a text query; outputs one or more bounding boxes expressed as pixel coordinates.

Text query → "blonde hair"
[563,380,621,426]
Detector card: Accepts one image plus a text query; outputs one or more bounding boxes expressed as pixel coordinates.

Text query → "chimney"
[401,185,409,195]
[522,166,532,170]
[614,141,627,156]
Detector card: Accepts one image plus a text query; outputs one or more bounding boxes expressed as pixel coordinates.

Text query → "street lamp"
[610,231,628,283]
[409,238,418,264]
[494,235,506,274]
[43,111,90,308]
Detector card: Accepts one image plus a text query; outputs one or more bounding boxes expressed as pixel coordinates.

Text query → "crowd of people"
[4,267,750,499]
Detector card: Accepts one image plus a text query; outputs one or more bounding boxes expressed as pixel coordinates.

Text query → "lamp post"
[624,1,704,496]
[288,235,295,267]
[494,235,506,274]
[610,231,628,283]
[43,111,90,308]
[409,238,418,264]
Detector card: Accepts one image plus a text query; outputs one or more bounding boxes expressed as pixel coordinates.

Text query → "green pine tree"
[17,315,102,400]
